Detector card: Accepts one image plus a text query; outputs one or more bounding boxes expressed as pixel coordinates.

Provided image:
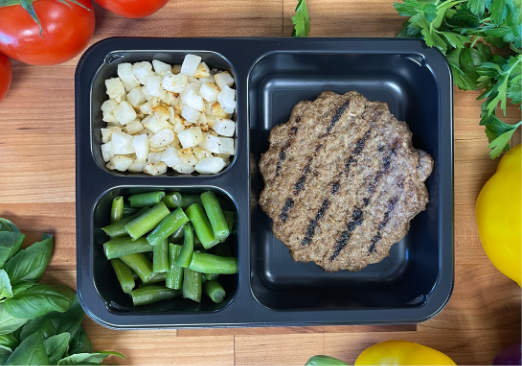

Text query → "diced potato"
[144,162,167,176]
[178,127,203,148]
[160,89,177,105]
[132,134,149,161]
[213,118,235,137]
[181,104,200,124]
[153,104,170,122]
[111,155,133,172]
[172,115,185,133]
[172,64,182,74]
[101,142,113,162]
[200,82,219,102]
[147,151,163,163]
[144,74,162,97]
[150,128,175,149]
[210,102,230,119]
[180,54,201,76]
[127,87,146,107]
[214,71,234,89]
[128,159,146,173]
[117,63,139,91]
[186,81,201,93]
[142,114,170,133]
[195,157,226,174]
[132,61,153,85]
[106,161,115,170]
[114,101,137,125]
[181,88,203,111]
[217,85,236,114]
[201,135,235,155]
[101,99,118,123]
[105,77,125,103]
[101,126,121,143]
[161,147,196,174]
[193,146,212,160]
[194,62,210,79]
[162,73,188,93]
[140,101,153,115]
[124,120,144,134]
[152,59,172,75]
[178,148,199,166]
[111,132,134,155]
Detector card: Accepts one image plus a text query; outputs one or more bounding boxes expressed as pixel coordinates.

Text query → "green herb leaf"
[0,232,25,268]
[305,355,350,366]
[5,331,49,365]
[4,234,53,285]
[68,327,93,355]
[0,302,28,335]
[0,334,18,349]
[0,219,19,233]
[0,344,11,364]
[57,351,125,365]
[467,0,487,16]
[0,270,13,301]
[44,332,71,364]
[488,125,519,158]
[490,0,507,24]
[440,31,469,48]
[292,0,310,37]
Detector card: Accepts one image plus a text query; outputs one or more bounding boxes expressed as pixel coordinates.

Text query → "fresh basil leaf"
[0,270,13,301]
[0,344,11,364]
[5,234,53,285]
[3,284,74,320]
[19,314,60,340]
[6,331,49,365]
[55,296,83,339]
[44,332,70,364]
[292,0,310,37]
[68,327,92,355]
[0,232,25,268]
[0,334,18,349]
[0,219,19,233]
[57,351,124,365]
[0,303,27,335]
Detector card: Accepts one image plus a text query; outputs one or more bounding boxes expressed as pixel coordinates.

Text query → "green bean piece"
[224,210,235,232]
[204,273,219,281]
[186,203,218,249]
[128,191,166,208]
[124,202,170,240]
[201,191,230,242]
[170,225,185,241]
[111,196,124,223]
[175,223,194,268]
[111,259,135,294]
[144,271,167,284]
[166,244,183,290]
[163,192,183,208]
[181,194,201,208]
[123,206,139,216]
[182,268,202,303]
[152,239,169,273]
[101,209,144,238]
[205,280,226,303]
[120,253,154,283]
[188,252,238,274]
[146,208,189,247]
[131,285,179,306]
[103,236,153,260]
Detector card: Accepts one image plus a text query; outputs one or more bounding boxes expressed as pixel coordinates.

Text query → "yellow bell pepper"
[306,340,456,366]
[476,144,521,286]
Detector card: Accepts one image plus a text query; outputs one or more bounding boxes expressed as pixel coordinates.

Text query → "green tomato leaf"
[68,327,93,355]
[57,351,125,365]
[0,232,25,268]
[4,234,53,285]
[305,355,350,366]
[44,332,70,364]
[5,331,49,365]
[0,270,13,301]
[292,0,310,37]
[0,344,12,365]
[0,219,19,233]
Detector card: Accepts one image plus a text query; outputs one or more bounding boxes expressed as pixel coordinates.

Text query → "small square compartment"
[92,186,238,314]
[90,50,239,177]
[249,51,452,312]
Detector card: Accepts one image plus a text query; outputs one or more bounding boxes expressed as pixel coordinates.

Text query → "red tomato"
[0,0,95,65]
[0,53,12,101]
[95,0,168,18]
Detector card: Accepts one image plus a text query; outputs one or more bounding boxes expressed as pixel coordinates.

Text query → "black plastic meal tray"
[75,37,454,329]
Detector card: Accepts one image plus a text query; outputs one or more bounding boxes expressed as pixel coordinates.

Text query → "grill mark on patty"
[329,208,365,260]
[331,181,340,194]
[368,196,399,253]
[274,120,300,176]
[325,99,350,134]
[344,128,372,174]
[279,198,294,222]
[301,199,330,245]
[294,159,312,195]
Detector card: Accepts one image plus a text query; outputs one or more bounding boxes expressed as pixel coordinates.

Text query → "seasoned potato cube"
[213,118,235,137]
[132,61,153,85]
[181,104,200,124]
[101,142,113,162]
[128,159,146,173]
[193,146,212,160]
[217,85,236,114]
[160,147,195,174]
[105,77,125,103]
[142,114,170,133]
[182,88,204,111]
[178,127,203,148]
[127,87,146,108]
[132,134,149,161]
[195,156,226,174]
[144,162,167,176]
[144,74,162,97]
[111,131,134,155]
[162,73,188,93]
[180,54,201,76]
[124,120,144,135]
[152,59,172,75]
[153,104,170,122]
[150,129,175,149]
[111,155,133,172]
[117,63,139,91]
[139,101,153,115]
[101,126,121,143]
[200,82,219,102]
[214,71,234,89]
[114,101,137,125]
[210,102,230,119]
[194,62,210,78]
[201,135,234,155]
[101,100,118,123]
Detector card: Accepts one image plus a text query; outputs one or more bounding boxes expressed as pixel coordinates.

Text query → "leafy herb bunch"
[0,218,123,365]
[393,0,522,158]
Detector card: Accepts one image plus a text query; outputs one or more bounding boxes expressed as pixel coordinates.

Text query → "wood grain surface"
[0,0,521,365]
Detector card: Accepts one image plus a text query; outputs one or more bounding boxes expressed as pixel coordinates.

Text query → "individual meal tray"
[75,37,454,329]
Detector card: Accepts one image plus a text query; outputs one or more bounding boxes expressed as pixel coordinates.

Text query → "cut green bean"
[120,253,154,282]
[182,268,202,303]
[204,273,219,281]
[146,208,189,246]
[152,239,169,273]
[175,223,194,268]
[124,202,170,240]
[123,206,139,216]
[188,252,238,274]
[186,203,218,249]
[166,244,183,290]
[131,285,179,306]
[205,280,226,303]
[111,259,135,294]
[111,196,124,223]
[201,191,230,242]
[101,209,144,238]
[103,236,153,260]
[181,194,201,208]
[144,271,167,284]
[128,191,166,208]
[163,192,182,208]
[170,225,185,241]
[224,210,235,232]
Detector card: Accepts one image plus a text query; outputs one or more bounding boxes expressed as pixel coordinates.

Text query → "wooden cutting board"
[0,0,520,365]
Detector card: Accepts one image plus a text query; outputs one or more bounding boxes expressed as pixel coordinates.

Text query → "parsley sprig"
[394,0,522,158]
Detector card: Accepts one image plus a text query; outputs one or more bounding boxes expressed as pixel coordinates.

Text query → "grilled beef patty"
[258,91,433,271]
